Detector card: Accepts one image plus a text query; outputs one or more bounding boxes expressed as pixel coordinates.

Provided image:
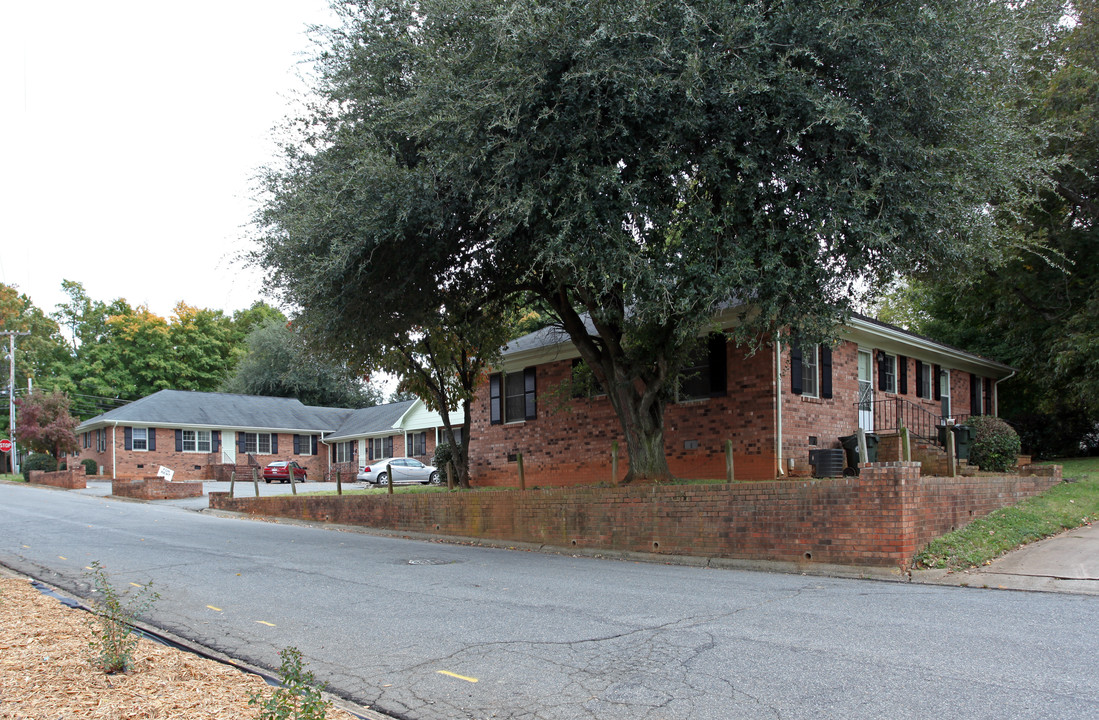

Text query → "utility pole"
[2,331,30,475]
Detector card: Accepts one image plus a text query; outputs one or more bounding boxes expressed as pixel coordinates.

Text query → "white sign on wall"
[157,465,175,482]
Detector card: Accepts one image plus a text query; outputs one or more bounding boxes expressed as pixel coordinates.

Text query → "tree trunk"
[610,381,672,484]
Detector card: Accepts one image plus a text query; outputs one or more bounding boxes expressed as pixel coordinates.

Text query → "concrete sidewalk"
[914,522,1099,595]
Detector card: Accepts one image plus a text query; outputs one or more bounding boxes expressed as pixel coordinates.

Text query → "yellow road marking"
[256,621,276,627]
[437,670,479,683]
[207,605,222,612]
[85,566,94,571]
[130,582,142,588]
[58,556,67,560]
[22,545,29,548]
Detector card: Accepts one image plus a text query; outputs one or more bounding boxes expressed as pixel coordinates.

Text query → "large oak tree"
[255,0,1059,481]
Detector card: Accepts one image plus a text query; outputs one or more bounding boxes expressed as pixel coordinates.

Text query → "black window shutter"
[175,429,183,452]
[970,373,980,416]
[271,434,279,454]
[407,434,413,456]
[790,344,803,395]
[311,435,318,455]
[147,428,156,451]
[293,435,301,454]
[984,378,993,415]
[915,360,925,398]
[238,433,247,454]
[489,374,502,425]
[124,427,133,451]
[820,345,833,399]
[421,432,427,455]
[212,431,220,453]
[933,365,942,401]
[84,432,89,449]
[708,334,728,396]
[330,443,336,462]
[386,436,393,457]
[877,352,888,392]
[524,367,537,420]
[898,355,908,395]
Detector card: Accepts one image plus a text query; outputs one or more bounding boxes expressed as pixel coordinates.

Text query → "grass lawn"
[0,473,26,482]
[914,457,1099,570]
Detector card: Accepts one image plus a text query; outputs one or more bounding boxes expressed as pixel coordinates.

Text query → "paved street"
[2,481,1097,720]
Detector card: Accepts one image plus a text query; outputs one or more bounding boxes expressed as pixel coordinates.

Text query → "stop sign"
[0,439,11,453]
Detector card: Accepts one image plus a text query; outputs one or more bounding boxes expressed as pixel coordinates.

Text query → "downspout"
[993,370,1016,417]
[319,433,332,477]
[111,421,118,480]
[775,341,784,477]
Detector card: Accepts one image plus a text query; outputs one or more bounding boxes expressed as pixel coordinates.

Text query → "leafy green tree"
[14,389,79,460]
[168,303,241,391]
[221,318,383,408]
[0,284,76,411]
[877,3,1099,457]
[257,0,1059,481]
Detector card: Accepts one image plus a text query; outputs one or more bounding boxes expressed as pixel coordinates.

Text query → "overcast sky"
[0,0,337,321]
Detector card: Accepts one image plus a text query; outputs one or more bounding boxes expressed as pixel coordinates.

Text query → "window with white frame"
[132,427,148,451]
[336,441,353,463]
[96,429,106,452]
[919,363,932,399]
[244,432,273,455]
[801,345,819,398]
[182,430,212,453]
[298,434,313,456]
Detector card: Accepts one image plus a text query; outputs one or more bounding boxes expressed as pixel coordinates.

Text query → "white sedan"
[357,458,441,486]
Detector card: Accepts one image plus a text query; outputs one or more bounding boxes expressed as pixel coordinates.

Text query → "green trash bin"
[937,424,975,460]
[952,425,975,461]
[839,433,880,473]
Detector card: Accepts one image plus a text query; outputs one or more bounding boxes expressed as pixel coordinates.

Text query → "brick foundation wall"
[210,462,1062,568]
[112,477,203,500]
[28,468,87,490]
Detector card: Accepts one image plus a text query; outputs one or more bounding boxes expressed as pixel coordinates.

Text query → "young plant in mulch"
[249,646,331,720]
[85,561,160,673]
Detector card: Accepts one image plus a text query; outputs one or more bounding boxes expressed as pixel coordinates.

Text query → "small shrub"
[22,453,57,480]
[968,416,1022,473]
[86,561,159,674]
[82,458,98,476]
[250,646,331,720]
[433,442,456,473]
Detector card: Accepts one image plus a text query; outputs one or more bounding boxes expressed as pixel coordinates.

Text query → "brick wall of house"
[780,340,860,477]
[469,343,779,487]
[210,463,1061,568]
[76,427,331,481]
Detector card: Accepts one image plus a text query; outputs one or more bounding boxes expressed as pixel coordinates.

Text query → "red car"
[262,461,308,483]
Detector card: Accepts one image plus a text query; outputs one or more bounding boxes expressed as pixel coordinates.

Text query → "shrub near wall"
[210,463,1061,568]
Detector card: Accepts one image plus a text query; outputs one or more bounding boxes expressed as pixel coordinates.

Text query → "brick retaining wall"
[210,462,1062,568]
[28,468,87,490]
[112,477,203,500]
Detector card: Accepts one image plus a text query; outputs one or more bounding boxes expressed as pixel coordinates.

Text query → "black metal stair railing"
[856,397,948,446]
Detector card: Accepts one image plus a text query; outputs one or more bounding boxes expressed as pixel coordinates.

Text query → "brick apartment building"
[74,390,462,481]
[469,313,1013,486]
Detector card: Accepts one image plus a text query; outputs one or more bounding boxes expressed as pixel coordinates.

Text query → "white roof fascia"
[841,317,1014,377]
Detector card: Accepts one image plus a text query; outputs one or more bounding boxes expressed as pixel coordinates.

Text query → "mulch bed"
[0,577,357,719]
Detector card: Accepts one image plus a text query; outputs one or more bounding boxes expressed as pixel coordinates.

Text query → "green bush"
[968,416,1022,472]
[249,646,331,720]
[22,453,57,480]
[86,561,159,674]
[82,458,98,476]
[433,442,457,474]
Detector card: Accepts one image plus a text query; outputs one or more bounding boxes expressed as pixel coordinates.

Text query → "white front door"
[222,431,236,465]
[858,350,874,431]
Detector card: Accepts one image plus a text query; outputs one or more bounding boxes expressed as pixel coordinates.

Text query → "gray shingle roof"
[75,390,365,434]
[325,400,417,441]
